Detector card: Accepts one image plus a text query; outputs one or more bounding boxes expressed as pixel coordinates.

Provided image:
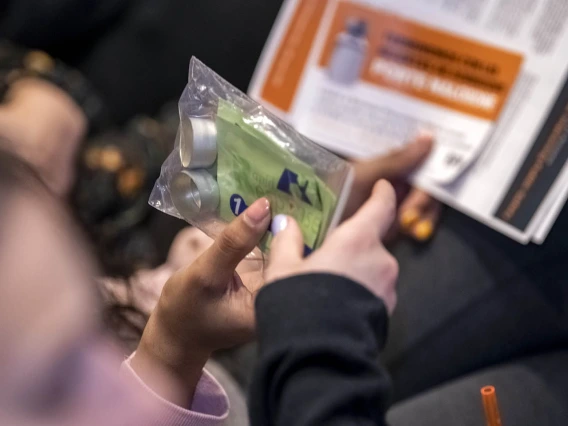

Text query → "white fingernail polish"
[271,215,288,234]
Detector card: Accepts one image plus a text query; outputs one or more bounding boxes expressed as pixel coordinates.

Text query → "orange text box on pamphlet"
[261,0,330,112]
[318,1,524,121]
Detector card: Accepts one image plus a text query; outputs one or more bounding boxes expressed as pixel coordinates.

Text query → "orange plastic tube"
[481,386,502,426]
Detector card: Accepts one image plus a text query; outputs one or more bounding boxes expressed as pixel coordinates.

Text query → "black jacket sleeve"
[249,273,392,426]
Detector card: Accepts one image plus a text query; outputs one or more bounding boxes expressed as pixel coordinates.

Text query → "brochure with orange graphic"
[250,0,568,244]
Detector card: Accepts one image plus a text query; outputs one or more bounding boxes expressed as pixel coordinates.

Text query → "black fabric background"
[1,0,285,124]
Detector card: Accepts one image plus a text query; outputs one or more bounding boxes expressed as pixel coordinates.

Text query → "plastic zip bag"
[149,57,354,257]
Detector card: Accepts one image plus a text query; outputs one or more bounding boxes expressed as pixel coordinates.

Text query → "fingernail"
[413,220,434,241]
[400,209,420,229]
[271,214,288,235]
[244,198,270,226]
[416,129,434,142]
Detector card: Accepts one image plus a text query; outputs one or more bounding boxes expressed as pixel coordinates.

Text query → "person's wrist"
[132,312,210,407]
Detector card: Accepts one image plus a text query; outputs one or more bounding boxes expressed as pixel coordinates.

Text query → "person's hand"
[345,133,442,242]
[131,198,271,406]
[0,78,87,196]
[267,180,399,314]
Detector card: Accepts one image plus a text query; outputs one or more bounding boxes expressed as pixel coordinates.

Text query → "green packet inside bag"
[149,58,354,259]
[215,100,338,253]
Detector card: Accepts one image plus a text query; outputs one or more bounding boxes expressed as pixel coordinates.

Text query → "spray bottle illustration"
[328,18,369,85]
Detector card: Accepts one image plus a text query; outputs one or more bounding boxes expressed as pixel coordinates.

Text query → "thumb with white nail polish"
[267,215,305,280]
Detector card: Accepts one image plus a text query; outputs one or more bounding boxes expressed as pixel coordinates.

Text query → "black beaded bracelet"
[0,41,108,134]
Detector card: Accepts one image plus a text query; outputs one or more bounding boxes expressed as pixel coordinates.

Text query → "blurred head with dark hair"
[0,145,157,425]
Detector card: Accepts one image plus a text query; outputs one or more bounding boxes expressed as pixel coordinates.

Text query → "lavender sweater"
[121,355,230,426]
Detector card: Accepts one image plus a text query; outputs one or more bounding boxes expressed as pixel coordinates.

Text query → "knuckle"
[216,228,245,257]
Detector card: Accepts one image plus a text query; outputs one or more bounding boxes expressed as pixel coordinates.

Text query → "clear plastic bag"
[149,58,354,257]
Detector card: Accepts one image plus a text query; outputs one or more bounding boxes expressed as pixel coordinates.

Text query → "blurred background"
[3,4,568,424]
[1,0,285,277]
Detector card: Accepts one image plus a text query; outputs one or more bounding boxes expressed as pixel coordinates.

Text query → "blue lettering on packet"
[277,169,312,205]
